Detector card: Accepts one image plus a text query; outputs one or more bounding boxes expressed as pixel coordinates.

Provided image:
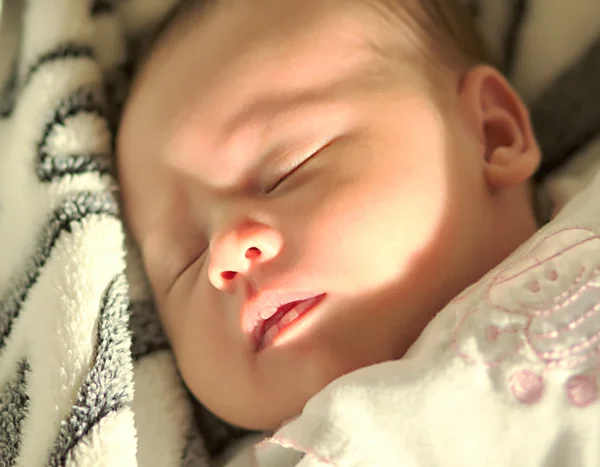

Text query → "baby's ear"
[459,65,540,189]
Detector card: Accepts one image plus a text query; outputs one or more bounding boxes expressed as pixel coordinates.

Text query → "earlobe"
[459,66,540,189]
[485,146,539,188]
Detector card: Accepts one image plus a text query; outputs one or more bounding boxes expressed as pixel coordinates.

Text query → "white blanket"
[0,1,598,466]
[0,1,245,466]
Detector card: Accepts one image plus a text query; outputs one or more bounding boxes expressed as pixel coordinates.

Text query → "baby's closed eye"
[265,141,334,194]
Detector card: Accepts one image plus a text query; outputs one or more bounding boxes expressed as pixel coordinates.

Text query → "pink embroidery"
[486,324,521,343]
[453,309,523,368]
[518,267,595,314]
[566,375,598,407]
[530,301,600,340]
[534,328,600,362]
[547,270,559,281]
[453,228,600,407]
[490,232,597,286]
[487,325,499,342]
[544,346,600,372]
[509,370,544,404]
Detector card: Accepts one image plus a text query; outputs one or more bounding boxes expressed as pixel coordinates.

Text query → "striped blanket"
[0,1,598,466]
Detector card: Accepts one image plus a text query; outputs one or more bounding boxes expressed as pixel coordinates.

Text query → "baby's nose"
[208,222,283,290]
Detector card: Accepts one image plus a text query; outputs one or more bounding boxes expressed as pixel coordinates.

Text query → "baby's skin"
[117,0,541,429]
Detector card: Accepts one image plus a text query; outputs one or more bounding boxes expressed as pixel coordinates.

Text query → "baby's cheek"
[300,193,405,288]
[161,274,207,350]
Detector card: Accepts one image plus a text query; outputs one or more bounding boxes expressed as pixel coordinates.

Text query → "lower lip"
[257,294,326,351]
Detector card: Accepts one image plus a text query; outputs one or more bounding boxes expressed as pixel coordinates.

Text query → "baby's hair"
[142,0,493,88]
[367,0,493,70]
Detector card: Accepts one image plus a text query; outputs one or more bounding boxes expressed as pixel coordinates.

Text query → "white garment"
[228,169,600,466]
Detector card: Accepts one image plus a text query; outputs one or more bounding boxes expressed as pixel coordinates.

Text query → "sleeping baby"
[116,0,600,465]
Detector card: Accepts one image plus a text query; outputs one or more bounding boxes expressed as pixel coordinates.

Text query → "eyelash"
[267,148,320,194]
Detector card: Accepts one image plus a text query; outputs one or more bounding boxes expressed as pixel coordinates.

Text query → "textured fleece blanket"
[0,1,598,466]
[0,1,245,466]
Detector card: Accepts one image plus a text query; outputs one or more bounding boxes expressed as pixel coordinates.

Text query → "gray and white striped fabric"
[0,1,239,466]
[0,1,598,466]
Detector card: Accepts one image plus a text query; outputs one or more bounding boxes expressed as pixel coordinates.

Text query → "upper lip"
[242,289,324,350]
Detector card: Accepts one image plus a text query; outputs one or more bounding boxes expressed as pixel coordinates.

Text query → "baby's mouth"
[254,294,326,351]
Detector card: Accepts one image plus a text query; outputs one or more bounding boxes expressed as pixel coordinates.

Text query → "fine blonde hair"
[153,0,491,67]
[139,0,493,105]
[364,0,494,80]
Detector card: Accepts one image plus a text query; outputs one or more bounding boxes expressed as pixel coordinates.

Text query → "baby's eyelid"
[266,156,309,193]
[266,141,332,194]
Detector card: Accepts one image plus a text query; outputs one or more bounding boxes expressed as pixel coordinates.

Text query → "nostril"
[221,271,237,281]
[245,247,261,259]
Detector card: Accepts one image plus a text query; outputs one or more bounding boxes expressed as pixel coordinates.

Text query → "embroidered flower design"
[454,228,600,407]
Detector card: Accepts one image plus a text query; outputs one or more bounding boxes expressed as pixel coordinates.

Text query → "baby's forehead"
[127,0,398,154]
[119,1,394,200]
[142,0,398,80]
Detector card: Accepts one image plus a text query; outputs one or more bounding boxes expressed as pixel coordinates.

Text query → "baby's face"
[118,0,536,429]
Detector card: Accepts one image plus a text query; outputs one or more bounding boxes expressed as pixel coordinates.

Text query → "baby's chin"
[198,385,314,432]
[190,363,344,432]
